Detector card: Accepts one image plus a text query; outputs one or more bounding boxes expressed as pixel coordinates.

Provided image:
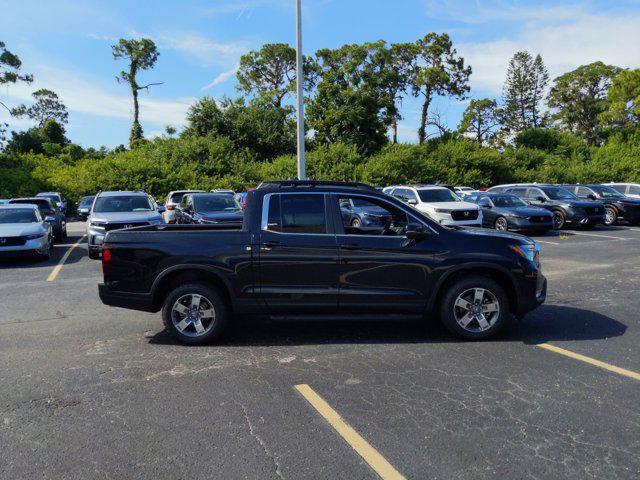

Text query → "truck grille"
[104,222,149,232]
[450,210,479,221]
[0,236,26,246]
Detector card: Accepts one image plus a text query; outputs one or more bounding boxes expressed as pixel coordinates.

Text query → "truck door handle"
[261,240,283,251]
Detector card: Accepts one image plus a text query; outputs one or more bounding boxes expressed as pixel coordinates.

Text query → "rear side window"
[266,194,326,234]
[629,185,640,195]
[609,185,626,194]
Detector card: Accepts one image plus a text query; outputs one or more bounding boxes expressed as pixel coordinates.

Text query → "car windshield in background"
[80,196,95,207]
[417,189,461,203]
[170,193,188,203]
[38,194,61,202]
[93,196,153,213]
[194,196,242,212]
[591,185,624,198]
[492,194,528,207]
[11,199,51,210]
[543,187,577,200]
[0,209,38,224]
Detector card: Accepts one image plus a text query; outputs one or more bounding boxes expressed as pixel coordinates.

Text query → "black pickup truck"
[99,180,546,344]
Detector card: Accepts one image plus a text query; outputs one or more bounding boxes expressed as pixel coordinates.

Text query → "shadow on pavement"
[0,234,87,270]
[148,304,626,347]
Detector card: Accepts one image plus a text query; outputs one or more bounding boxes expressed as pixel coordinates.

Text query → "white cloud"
[201,65,239,90]
[159,33,247,67]
[2,64,195,128]
[457,9,640,95]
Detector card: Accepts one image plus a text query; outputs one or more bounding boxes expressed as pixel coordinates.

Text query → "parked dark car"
[175,193,244,225]
[560,184,640,226]
[339,197,392,231]
[466,193,553,233]
[501,185,605,229]
[9,197,67,241]
[36,192,67,214]
[99,180,546,345]
[76,195,95,221]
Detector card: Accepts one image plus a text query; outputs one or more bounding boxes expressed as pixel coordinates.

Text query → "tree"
[411,33,471,144]
[236,43,318,107]
[308,42,393,155]
[458,98,502,145]
[548,62,622,145]
[12,89,69,127]
[1,41,33,141]
[603,68,640,128]
[502,51,549,134]
[112,38,161,146]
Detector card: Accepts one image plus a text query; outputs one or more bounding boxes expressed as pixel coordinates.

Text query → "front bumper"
[515,272,547,319]
[99,283,155,312]
[567,208,605,225]
[0,237,49,254]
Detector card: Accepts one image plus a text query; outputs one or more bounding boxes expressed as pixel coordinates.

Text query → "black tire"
[88,247,100,260]
[162,282,229,345]
[38,244,52,262]
[439,275,510,340]
[604,206,617,226]
[351,217,362,228]
[494,216,509,231]
[551,210,565,230]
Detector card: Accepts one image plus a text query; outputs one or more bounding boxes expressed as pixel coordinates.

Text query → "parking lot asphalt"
[1,222,639,479]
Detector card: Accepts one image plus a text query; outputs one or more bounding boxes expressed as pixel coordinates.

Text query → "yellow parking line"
[47,234,86,282]
[537,343,640,381]
[294,384,405,480]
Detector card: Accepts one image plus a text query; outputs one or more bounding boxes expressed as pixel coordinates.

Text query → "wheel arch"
[427,264,519,316]
[151,266,234,312]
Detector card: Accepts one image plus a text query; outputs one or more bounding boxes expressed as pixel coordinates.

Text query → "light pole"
[295,0,306,180]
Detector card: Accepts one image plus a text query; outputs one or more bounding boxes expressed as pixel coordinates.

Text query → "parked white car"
[385,185,482,227]
[0,204,53,260]
[604,183,640,199]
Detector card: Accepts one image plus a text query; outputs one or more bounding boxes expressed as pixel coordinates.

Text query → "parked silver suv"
[87,191,165,259]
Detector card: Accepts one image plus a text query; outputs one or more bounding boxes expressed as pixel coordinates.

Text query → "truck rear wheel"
[162,282,229,345]
[439,275,509,340]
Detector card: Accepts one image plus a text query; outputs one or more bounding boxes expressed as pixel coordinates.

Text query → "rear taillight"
[101,244,112,275]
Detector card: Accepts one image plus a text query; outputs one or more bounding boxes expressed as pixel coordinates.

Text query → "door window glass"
[274,194,327,234]
[338,196,409,236]
[628,185,640,195]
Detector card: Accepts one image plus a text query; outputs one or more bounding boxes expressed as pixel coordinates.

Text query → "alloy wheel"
[552,212,565,230]
[171,294,216,337]
[604,207,616,226]
[453,288,500,333]
[495,217,508,231]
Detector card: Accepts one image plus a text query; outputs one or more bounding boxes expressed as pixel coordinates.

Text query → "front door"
[332,194,441,314]
[257,193,340,314]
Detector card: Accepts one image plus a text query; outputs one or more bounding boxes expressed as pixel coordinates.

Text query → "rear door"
[257,193,340,313]
[332,193,441,314]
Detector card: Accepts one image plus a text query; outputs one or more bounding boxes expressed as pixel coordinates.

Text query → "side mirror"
[407,198,418,205]
[405,226,432,241]
[157,205,166,213]
[588,194,596,200]
[44,216,56,223]
[536,196,545,202]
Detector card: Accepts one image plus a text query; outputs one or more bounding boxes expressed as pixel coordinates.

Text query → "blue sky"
[2,0,640,148]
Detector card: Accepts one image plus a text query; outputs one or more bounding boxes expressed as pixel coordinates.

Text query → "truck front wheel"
[162,282,229,345]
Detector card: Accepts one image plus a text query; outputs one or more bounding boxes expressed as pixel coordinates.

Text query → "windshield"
[590,185,624,198]
[93,195,153,213]
[418,189,461,203]
[38,194,61,202]
[10,199,51,210]
[194,195,242,213]
[542,187,577,200]
[491,194,528,208]
[0,209,39,224]
[79,196,95,207]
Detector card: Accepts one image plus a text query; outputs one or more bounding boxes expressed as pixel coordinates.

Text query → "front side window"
[93,195,153,213]
[576,186,593,197]
[265,194,326,234]
[542,187,577,200]
[338,195,410,236]
[591,186,623,198]
[628,185,640,195]
[492,194,527,207]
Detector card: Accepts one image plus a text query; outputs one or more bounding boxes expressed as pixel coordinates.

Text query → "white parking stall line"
[567,231,630,240]
[536,240,560,245]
